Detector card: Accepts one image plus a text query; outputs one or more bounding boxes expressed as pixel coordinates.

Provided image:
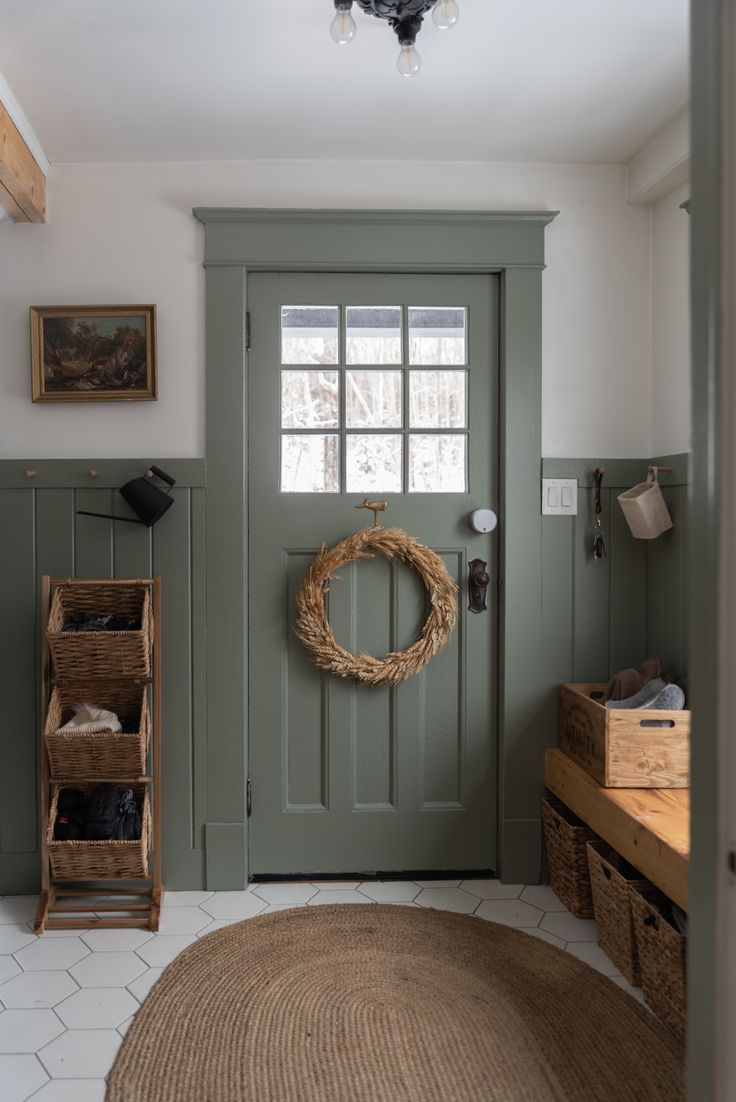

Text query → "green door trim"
[688,1,729,1097]
[194,207,557,888]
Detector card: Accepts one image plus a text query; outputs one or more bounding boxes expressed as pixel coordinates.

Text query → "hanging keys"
[592,518,607,560]
[592,467,607,562]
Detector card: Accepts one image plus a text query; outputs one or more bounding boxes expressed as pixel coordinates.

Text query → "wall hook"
[647,465,672,481]
[356,498,388,528]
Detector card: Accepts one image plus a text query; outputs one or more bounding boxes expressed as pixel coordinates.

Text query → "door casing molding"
[194,208,557,888]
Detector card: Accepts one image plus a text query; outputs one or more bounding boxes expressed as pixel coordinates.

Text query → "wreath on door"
[295,524,458,686]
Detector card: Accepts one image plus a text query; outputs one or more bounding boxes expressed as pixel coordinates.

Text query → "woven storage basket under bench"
[630,883,687,1044]
[44,682,150,779]
[47,784,151,881]
[542,796,600,918]
[586,840,648,986]
[46,581,152,679]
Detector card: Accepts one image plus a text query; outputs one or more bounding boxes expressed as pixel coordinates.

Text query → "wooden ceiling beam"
[0,100,46,223]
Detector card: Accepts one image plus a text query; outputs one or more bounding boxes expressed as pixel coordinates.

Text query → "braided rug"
[106,904,683,1102]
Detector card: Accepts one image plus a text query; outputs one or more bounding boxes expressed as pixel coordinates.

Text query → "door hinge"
[245,311,251,352]
[246,777,252,818]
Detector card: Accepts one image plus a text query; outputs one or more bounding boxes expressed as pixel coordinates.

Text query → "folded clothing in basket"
[54,784,142,842]
[62,611,142,632]
[85,784,142,841]
[54,788,86,840]
[56,703,122,736]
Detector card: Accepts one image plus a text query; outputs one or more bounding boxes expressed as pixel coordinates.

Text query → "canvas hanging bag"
[617,467,673,539]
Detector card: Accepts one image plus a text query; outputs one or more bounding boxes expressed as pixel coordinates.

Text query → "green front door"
[248,272,498,875]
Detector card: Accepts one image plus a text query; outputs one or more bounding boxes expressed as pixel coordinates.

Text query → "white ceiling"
[0,0,688,165]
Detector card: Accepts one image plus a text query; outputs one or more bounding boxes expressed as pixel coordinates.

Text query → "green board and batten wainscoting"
[539,454,690,790]
[0,453,690,894]
[0,460,207,894]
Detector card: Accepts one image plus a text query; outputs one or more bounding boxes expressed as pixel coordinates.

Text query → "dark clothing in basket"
[53,788,86,840]
[85,783,142,840]
[117,788,142,841]
[62,611,142,633]
[54,784,143,842]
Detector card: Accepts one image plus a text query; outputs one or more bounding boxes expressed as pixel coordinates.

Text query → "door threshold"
[250,869,497,883]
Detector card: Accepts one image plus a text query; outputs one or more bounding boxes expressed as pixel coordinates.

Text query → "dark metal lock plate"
[468,558,490,614]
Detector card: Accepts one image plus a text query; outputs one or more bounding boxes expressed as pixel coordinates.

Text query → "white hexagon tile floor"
[0,881,647,1101]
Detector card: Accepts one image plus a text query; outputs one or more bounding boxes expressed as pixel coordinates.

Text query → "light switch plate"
[542,477,578,516]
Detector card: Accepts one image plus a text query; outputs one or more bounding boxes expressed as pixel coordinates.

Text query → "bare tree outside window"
[280,306,468,493]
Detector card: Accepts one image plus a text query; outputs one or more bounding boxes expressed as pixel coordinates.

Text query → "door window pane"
[346,370,402,428]
[409,307,466,365]
[281,371,339,428]
[281,434,339,493]
[409,434,467,492]
[409,370,466,428]
[346,306,402,364]
[346,434,402,493]
[281,306,339,365]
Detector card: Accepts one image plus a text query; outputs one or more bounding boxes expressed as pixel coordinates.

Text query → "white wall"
[650,180,691,455]
[0,159,652,459]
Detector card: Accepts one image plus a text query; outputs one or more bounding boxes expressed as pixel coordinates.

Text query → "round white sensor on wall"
[469,508,497,533]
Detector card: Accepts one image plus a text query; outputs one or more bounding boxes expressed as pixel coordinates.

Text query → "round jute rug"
[106,904,683,1102]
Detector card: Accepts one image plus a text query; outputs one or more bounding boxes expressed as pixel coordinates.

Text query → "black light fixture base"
[355,0,434,44]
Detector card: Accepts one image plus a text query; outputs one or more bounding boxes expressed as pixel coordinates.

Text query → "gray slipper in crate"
[605,679,667,710]
[607,679,685,727]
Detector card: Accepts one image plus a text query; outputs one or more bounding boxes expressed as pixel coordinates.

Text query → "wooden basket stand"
[35,577,163,934]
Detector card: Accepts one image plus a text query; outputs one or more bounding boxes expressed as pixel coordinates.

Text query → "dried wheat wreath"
[295,526,458,686]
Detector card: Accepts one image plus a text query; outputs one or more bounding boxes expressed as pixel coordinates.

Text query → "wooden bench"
[544,747,689,911]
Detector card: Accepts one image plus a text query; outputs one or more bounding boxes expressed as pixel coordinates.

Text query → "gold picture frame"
[31,304,157,402]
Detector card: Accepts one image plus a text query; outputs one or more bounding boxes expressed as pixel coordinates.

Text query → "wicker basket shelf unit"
[35,576,163,934]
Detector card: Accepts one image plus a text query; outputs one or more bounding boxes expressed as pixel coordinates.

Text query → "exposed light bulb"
[330,5,357,45]
[432,0,459,30]
[397,42,421,77]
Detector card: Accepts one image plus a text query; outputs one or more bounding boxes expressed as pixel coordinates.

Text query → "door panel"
[249,272,498,874]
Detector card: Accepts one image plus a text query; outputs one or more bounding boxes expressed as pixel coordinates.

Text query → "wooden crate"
[559,682,690,788]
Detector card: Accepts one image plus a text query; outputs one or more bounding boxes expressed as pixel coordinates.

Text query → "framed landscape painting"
[31,304,157,402]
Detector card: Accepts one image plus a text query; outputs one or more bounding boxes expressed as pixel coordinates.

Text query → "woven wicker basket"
[587,841,648,985]
[47,582,152,679]
[44,683,150,779]
[542,796,599,918]
[630,883,687,1043]
[47,784,151,881]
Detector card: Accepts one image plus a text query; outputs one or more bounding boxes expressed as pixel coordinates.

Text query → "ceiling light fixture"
[331,0,460,77]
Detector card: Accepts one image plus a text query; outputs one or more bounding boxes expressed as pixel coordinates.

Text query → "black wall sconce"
[76,465,176,527]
